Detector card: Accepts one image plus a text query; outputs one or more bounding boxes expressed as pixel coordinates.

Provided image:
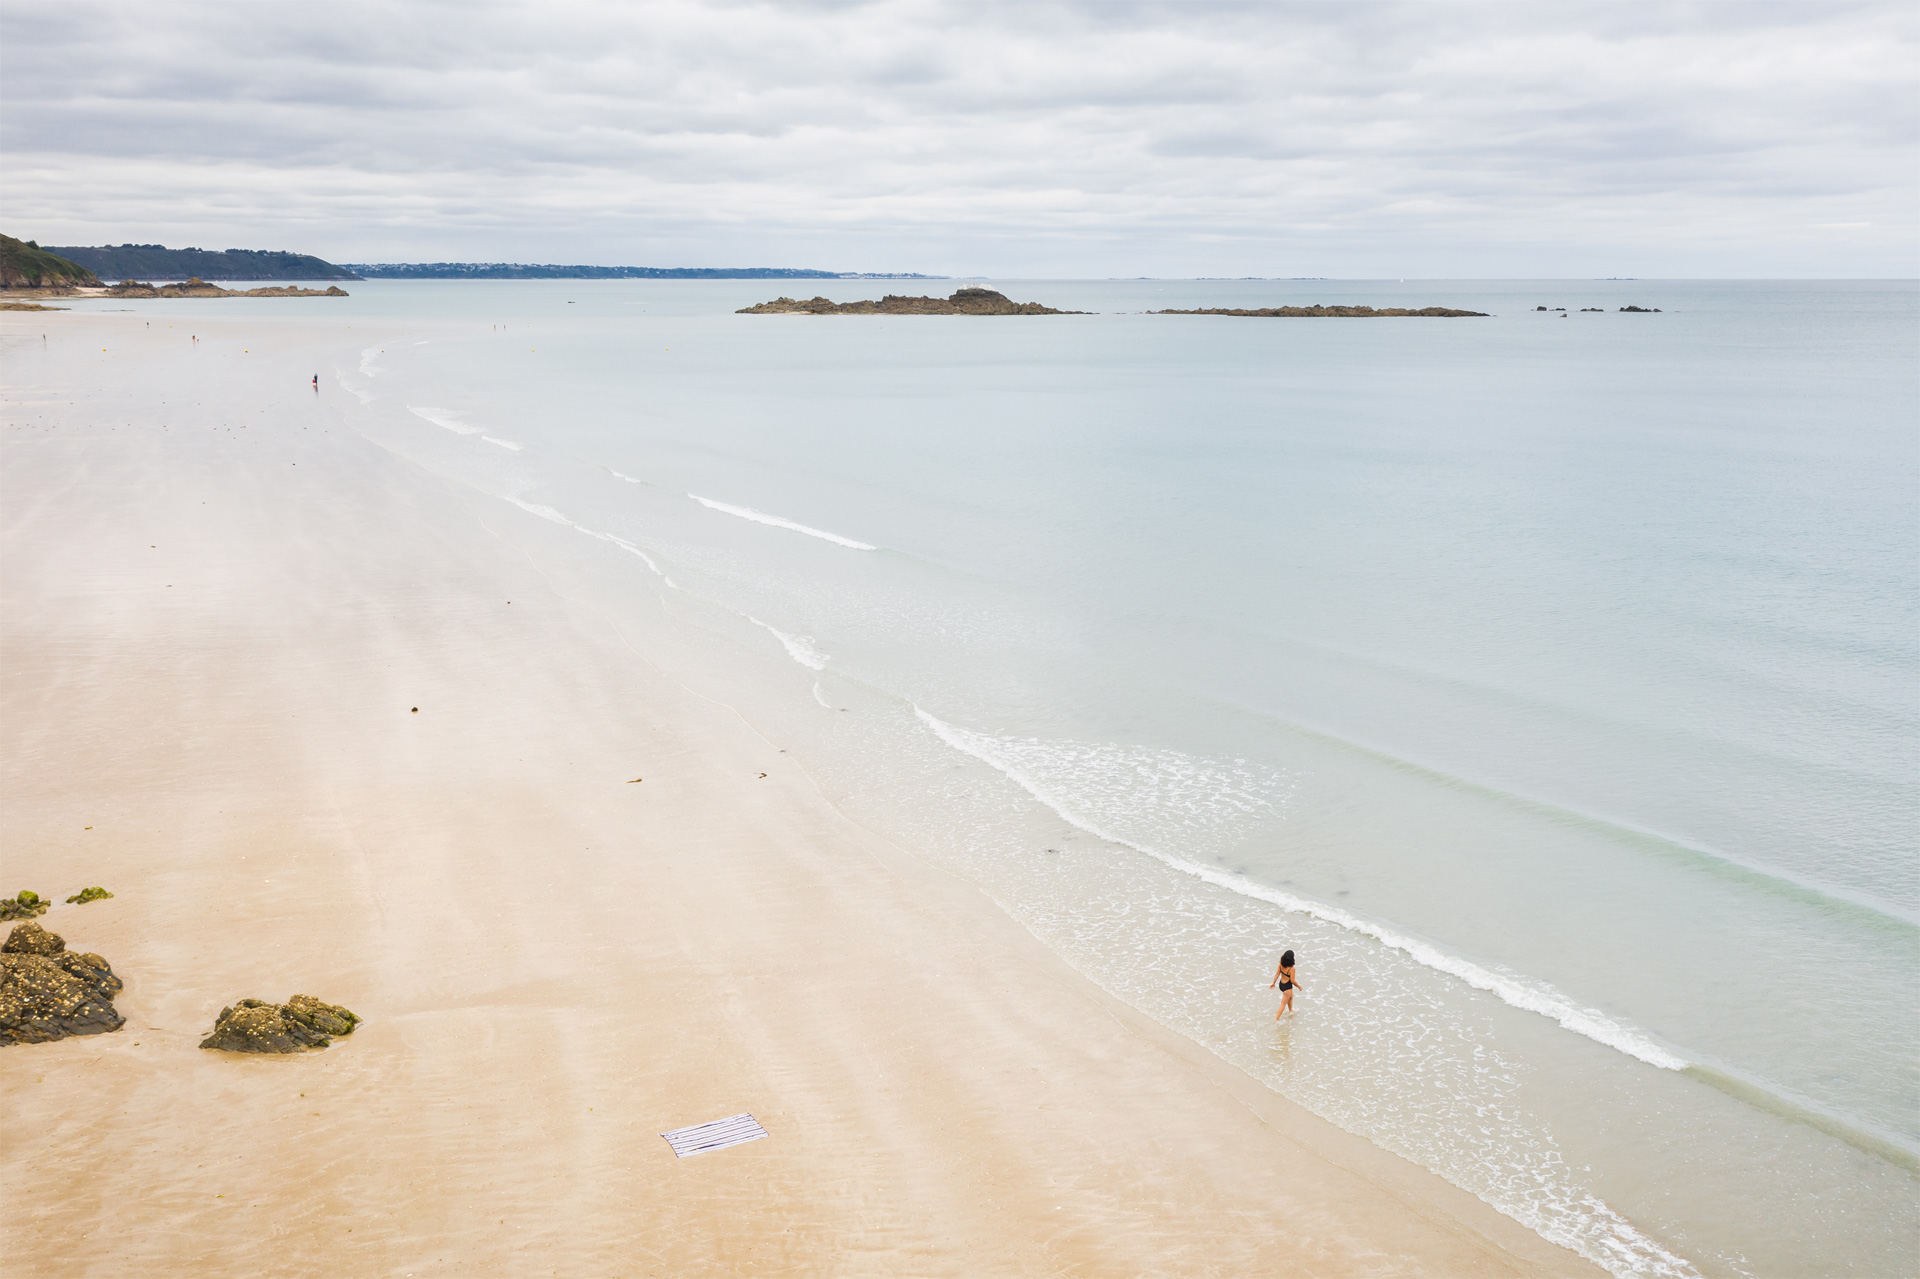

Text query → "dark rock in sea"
[0,891,48,921]
[738,287,1081,315]
[1619,306,1662,313]
[1536,306,1549,311]
[65,887,113,905]
[106,278,349,299]
[200,994,360,1053]
[0,922,126,1045]
[1581,308,1604,312]
[1155,304,1488,318]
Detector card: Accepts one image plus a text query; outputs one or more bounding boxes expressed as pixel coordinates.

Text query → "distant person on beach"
[1270,949,1301,1018]
[312,374,318,390]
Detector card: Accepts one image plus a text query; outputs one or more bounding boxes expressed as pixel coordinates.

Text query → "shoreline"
[1,310,1597,1275]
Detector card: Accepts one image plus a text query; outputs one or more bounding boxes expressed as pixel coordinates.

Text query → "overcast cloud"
[3,0,1913,276]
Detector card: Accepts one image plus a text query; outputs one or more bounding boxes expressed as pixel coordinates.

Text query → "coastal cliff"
[740,287,1081,315]
[1156,304,1487,317]
[0,235,101,291]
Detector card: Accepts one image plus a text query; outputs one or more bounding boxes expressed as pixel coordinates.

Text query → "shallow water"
[70,278,1920,1274]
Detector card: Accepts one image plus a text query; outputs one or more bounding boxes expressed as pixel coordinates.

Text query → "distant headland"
[739,287,1080,315]
[45,243,360,282]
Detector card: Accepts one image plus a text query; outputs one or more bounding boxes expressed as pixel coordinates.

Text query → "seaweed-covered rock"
[200,994,360,1053]
[0,922,125,1045]
[0,891,49,921]
[65,887,114,905]
[739,287,1081,315]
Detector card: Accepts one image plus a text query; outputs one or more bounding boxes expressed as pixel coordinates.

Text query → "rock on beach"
[0,922,126,1045]
[200,994,360,1053]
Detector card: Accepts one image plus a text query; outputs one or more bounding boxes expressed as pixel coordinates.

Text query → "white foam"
[409,405,482,435]
[914,707,1690,1073]
[358,346,383,377]
[688,494,876,550]
[483,436,523,451]
[748,617,830,670]
[502,498,682,590]
[608,469,642,483]
[505,498,572,526]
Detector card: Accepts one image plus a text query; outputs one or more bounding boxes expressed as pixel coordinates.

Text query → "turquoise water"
[79,279,1920,1273]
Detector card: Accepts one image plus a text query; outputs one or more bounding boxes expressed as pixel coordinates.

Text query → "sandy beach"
[1,311,1597,1276]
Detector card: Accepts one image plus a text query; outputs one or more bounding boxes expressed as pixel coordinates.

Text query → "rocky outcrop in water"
[0,891,48,921]
[200,994,360,1053]
[739,287,1080,315]
[106,278,349,298]
[0,922,125,1045]
[1157,304,1488,318]
[1619,306,1661,313]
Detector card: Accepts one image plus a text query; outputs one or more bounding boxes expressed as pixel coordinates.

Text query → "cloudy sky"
[4,0,1913,276]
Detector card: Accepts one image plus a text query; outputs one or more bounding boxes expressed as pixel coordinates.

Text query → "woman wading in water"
[1270,949,1302,1018]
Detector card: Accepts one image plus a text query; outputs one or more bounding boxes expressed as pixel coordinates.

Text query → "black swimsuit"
[1278,970,1294,992]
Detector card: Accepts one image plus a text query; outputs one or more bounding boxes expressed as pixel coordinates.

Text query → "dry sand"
[0,312,1598,1276]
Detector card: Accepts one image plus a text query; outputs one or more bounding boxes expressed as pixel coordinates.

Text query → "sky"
[3,0,1914,277]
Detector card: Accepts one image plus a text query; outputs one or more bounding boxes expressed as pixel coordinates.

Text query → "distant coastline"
[343,263,945,280]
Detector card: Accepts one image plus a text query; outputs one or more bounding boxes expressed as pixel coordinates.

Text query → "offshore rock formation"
[200,994,360,1053]
[1156,304,1488,318]
[106,278,349,298]
[739,287,1081,315]
[0,922,125,1045]
[0,891,49,921]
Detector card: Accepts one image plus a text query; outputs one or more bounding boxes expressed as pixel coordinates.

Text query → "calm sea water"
[87,278,1920,1274]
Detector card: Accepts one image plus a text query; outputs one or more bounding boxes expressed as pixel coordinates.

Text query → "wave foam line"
[503,497,681,589]
[748,617,830,671]
[688,494,876,550]
[483,436,522,451]
[913,705,1690,1073]
[358,346,383,377]
[409,406,482,435]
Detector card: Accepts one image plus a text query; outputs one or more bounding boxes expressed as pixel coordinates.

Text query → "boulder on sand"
[0,922,125,1045]
[200,994,360,1053]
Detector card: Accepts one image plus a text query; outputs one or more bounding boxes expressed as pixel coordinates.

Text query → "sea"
[78,278,1920,1275]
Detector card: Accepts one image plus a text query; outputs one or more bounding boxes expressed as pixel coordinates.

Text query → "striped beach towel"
[659,1112,769,1158]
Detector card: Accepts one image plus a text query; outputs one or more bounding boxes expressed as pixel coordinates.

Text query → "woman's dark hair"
[1281,950,1295,967]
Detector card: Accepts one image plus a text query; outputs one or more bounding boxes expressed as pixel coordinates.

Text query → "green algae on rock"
[65,887,114,905]
[0,922,125,1045]
[199,994,361,1053]
[0,891,48,921]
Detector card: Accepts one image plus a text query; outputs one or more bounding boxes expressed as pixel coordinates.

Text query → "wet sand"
[0,312,1597,1276]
